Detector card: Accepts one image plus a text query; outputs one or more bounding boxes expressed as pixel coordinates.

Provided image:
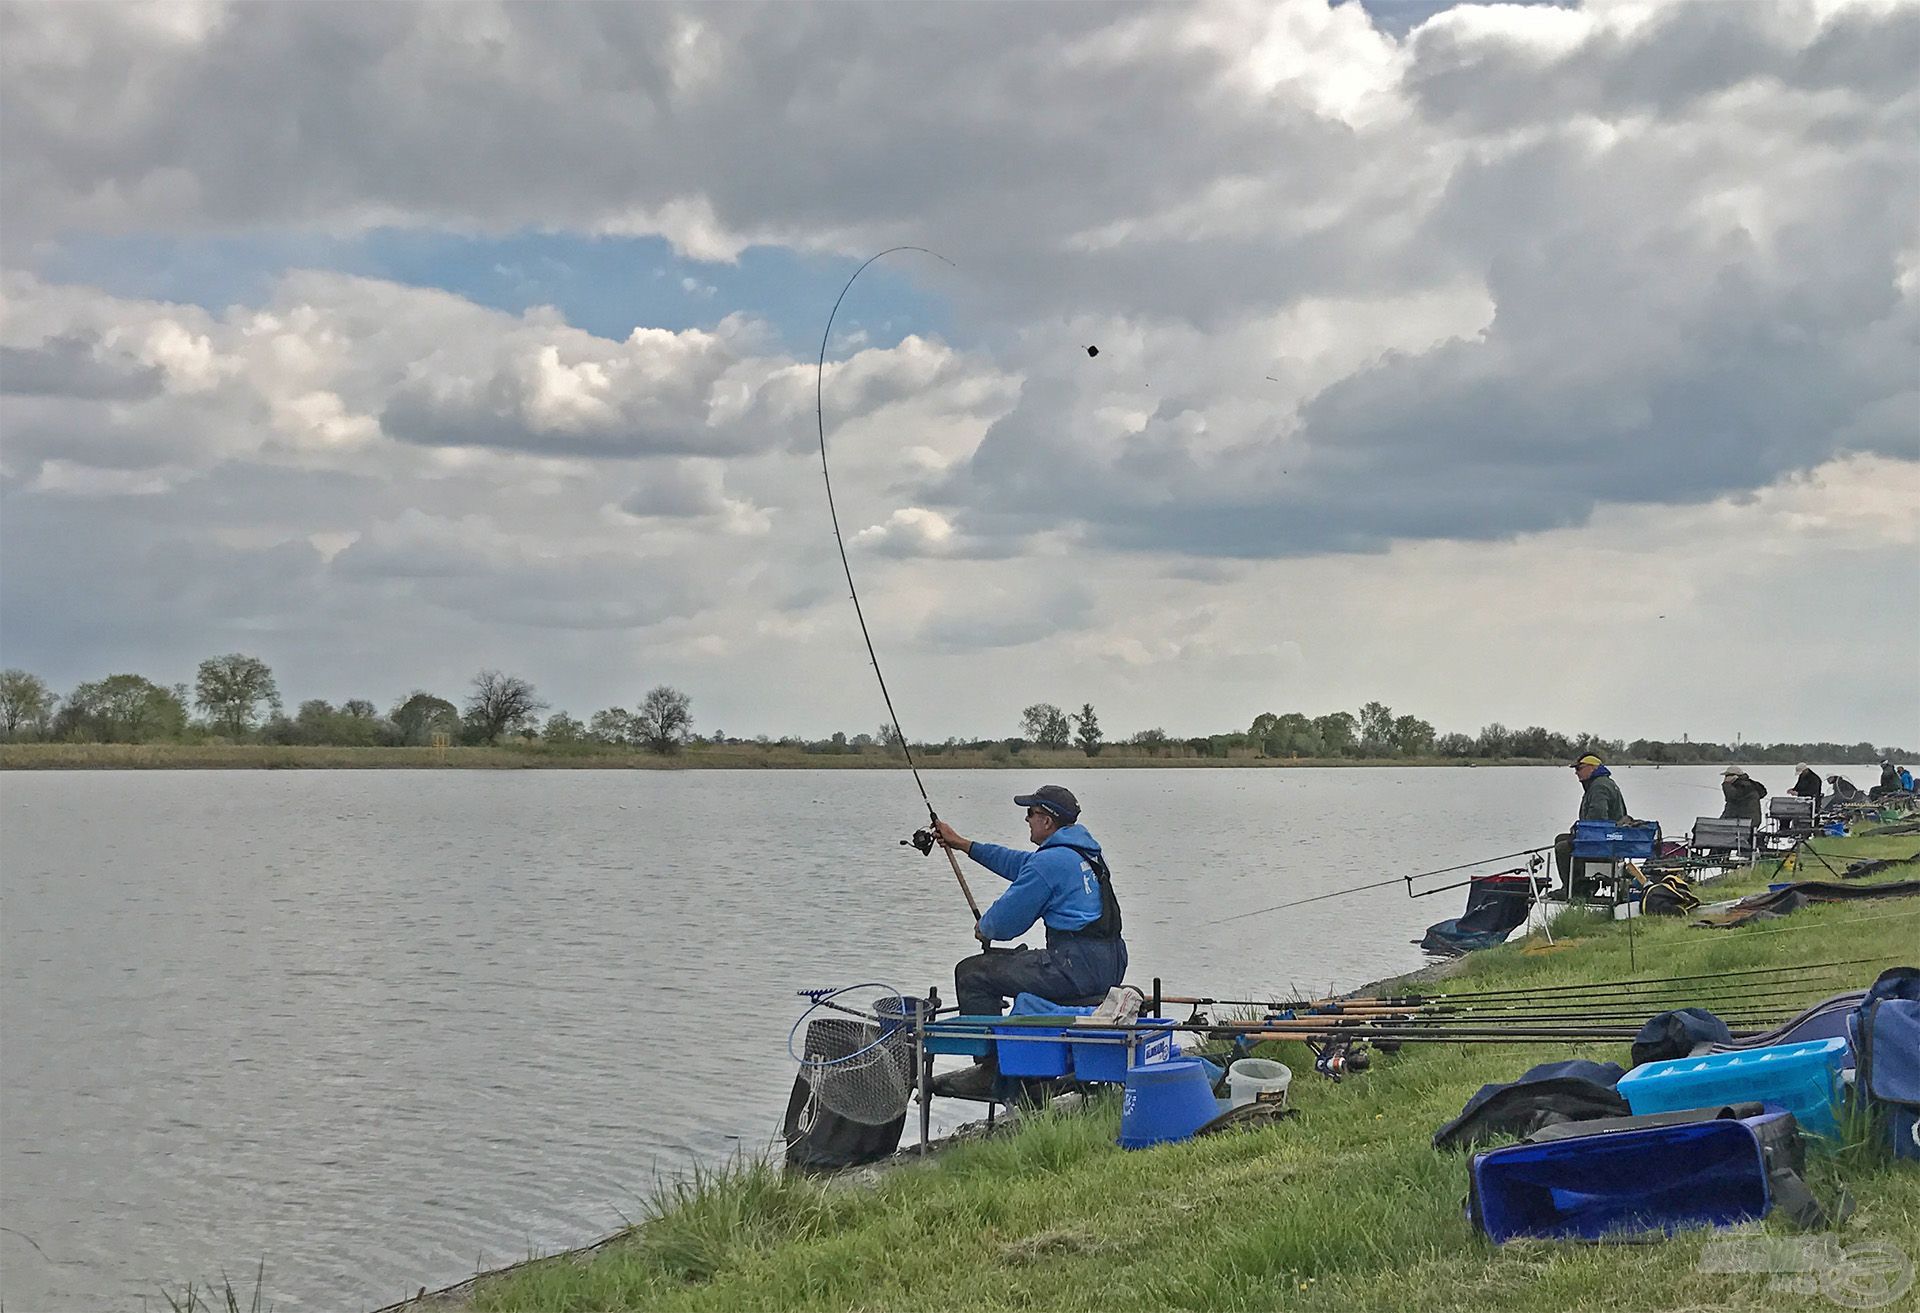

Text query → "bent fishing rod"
[1207,843,1554,925]
[815,246,980,926]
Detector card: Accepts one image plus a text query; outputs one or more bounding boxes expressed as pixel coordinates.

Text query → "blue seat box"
[992,1020,1072,1076]
[1617,1038,1848,1138]
[1571,820,1659,859]
[1071,1017,1176,1084]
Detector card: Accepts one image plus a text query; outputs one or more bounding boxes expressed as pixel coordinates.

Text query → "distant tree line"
[0,661,1909,764]
[0,659,697,755]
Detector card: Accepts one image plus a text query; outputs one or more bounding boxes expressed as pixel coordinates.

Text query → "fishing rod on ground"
[1255,991,1852,1024]
[814,246,980,929]
[1207,844,1556,925]
[1162,955,1886,1010]
[1176,981,1862,1022]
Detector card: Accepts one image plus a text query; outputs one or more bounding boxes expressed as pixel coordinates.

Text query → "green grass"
[447,833,1920,1313]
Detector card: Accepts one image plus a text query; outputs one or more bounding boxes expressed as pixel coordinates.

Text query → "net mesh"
[788,986,923,1126]
[795,1016,912,1125]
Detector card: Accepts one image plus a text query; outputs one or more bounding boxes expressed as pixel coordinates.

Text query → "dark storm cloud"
[0,331,163,400]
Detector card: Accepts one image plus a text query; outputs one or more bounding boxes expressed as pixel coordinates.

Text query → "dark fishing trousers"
[954,934,1128,1019]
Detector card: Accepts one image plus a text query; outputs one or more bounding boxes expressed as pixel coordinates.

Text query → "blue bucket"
[1118,1057,1219,1149]
[874,995,929,1033]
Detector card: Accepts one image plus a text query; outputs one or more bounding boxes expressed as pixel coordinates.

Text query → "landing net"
[787,983,920,1126]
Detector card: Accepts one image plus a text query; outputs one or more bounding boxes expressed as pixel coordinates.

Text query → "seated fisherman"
[1719,767,1768,825]
[928,784,1127,1098]
[1902,765,1916,793]
[1873,760,1902,799]
[1553,754,1631,895]
[1790,763,1823,808]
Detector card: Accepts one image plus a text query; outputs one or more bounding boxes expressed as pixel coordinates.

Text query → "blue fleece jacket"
[967,823,1107,942]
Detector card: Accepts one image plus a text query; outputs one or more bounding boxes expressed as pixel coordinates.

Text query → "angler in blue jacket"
[929,784,1127,1097]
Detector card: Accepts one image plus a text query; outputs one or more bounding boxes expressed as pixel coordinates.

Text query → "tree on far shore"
[0,669,55,740]
[1073,703,1102,757]
[635,685,694,754]
[463,671,545,745]
[56,674,187,743]
[1021,702,1072,749]
[391,691,460,745]
[194,654,280,740]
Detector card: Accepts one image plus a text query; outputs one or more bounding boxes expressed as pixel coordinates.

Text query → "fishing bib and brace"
[1045,843,1123,945]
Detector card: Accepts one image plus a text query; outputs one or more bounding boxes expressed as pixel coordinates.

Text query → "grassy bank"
[415,830,1919,1313]
[0,742,1827,771]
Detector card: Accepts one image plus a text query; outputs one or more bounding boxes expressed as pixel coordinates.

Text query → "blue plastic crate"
[922,1015,1001,1058]
[992,1021,1072,1076]
[1570,820,1659,859]
[1617,1038,1849,1138]
[1071,1018,1176,1084]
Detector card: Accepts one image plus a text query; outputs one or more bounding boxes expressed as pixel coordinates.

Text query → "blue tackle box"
[1617,1038,1849,1138]
[1469,1107,1803,1242]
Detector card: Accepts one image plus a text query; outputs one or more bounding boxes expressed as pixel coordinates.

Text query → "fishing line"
[814,246,980,922]
[1207,844,1554,925]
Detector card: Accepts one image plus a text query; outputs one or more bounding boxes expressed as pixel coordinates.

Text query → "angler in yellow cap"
[1552,754,1630,894]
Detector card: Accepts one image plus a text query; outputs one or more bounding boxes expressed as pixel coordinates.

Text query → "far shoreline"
[0,743,1846,771]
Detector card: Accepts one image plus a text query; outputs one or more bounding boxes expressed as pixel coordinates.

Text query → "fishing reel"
[902,826,939,857]
[1309,1035,1372,1082]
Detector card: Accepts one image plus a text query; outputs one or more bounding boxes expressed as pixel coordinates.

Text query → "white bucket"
[1226,1058,1292,1109]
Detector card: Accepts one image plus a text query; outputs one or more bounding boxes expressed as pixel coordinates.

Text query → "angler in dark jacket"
[929,784,1127,1098]
[1790,764,1823,808]
[1553,755,1632,891]
[1719,767,1768,824]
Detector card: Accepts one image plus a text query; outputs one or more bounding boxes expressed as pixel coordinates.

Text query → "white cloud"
[0,0,1914,745]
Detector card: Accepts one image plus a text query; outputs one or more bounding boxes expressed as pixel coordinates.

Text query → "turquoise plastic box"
[922,1015,1001,1058]
[1616,1037,1850,1137]
[1071,1018,1176,1084]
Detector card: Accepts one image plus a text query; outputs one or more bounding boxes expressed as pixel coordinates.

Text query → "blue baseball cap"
[1014,784,1079,821]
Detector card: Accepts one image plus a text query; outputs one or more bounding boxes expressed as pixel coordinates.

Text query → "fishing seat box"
[1570,820,1659,860]
[1468,1105,1816,1242]
[1616,1038,1849,1138]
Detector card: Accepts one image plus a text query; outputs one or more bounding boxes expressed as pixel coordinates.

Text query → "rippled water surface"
[1,764,1795,1309]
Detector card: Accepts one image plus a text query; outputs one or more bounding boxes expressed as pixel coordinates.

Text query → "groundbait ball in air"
[1085,345,1099,357]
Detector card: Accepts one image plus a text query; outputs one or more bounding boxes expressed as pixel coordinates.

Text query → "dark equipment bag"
[1849,967,1920,1161]
[1433,1060,1628,1151]
[1468,1104,1834,1243]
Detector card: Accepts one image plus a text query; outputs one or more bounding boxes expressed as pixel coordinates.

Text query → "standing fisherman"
[1790,762,1824,810]
[1719,767,1768,825]
[1552,754,1631,895]
[929,784,1127,1098]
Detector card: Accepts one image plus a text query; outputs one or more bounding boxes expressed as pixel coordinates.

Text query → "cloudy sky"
[2,0,1915,746]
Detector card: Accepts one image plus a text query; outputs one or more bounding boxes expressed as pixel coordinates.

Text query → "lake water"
[0,763,1815,1310]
